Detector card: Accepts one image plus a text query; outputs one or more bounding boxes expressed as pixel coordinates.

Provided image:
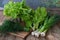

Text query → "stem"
[39,26,45,33]
[33,24,36,30]
[35,23,39,29]
[43,29,48,33]
[33,22,39,30]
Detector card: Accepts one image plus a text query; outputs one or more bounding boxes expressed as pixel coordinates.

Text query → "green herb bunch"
[0,20,24,33]
[4,0,28,19]
[3,0,32,32]
[32,7,47,30]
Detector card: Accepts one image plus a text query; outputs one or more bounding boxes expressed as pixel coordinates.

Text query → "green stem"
[43,29,48,33]
[33,22,39,30]
[39,26,45,32]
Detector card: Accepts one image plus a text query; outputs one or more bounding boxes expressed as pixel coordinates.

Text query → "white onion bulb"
[31,30,38,36]
[40,32,45,37]
[35,32,40,37]
[31,32,35,36]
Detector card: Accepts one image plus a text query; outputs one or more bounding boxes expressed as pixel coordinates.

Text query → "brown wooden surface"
[0,34,46,40]
[9,31,30,39]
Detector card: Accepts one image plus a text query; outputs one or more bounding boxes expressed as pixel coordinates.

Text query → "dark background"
[0,0,59,9]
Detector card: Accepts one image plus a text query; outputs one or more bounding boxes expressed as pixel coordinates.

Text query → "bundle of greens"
[4,1,19,19]
[32,7,47,30]
[31,7,47,35]
[34,14,60,37]
[3,0,30,19]
[0,20,24,34]
[4,0,32,32]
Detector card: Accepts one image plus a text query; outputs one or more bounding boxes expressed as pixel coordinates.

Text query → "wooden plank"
[26,35,31,40]
[26,35,36,40]
[16,37,24,40]
[7,35,16,40]
[0,35,5,40]
[9,31,31,39]
[35,37,40,40]
[0,34,8,40]
[39,37,46,40]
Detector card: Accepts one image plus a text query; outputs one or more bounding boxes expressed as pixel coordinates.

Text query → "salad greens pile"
[2,0,60,37]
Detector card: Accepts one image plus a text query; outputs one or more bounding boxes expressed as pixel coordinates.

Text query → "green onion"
[35,14,60,37]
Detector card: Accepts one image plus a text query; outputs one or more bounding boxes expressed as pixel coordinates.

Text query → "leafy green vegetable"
[3,0,32,32]
[32,7,47,30]
[3,0,27,19]
[0,20,24,33]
